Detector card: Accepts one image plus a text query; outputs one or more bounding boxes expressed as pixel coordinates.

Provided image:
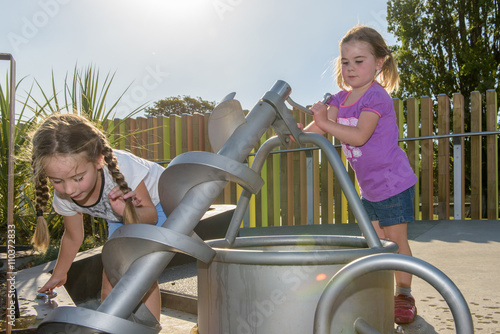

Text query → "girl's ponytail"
[31,173,51,252]
[32,211,50,253]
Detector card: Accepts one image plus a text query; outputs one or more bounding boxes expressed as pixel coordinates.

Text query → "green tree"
[387,0,500,217]
[387,0,500,102]
[145,95,216,117]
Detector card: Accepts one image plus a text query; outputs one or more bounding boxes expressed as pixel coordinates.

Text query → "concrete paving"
[5,219,500,333]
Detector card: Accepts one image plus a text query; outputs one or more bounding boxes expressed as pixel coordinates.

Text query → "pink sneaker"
[394,294,417,324]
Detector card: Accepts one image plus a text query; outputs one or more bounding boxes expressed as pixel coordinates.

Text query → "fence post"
[470,91,482,219]
[157,116,170,163]
[452,93,465,219]
[114,118,124,150]
[421,96,434,220]
[394,98,405,149]
[407,97,420,218]
[437,94,450,220]
[332,136,344,224]
[136,117,147,159]
[126,118,137,156]
[147,116,157,162]
[486,90,499,219]
[203,112,212,153]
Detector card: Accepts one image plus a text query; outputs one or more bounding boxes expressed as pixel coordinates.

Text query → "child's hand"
[310,101,328,124]
[289,123,305,143]
[38,273,67,293]
[109,186,142,216]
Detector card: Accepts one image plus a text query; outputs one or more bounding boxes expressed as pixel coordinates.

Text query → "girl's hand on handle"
[310,101,329,124]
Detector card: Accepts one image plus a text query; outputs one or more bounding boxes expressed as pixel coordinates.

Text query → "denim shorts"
[361,186,415,227]
[107,203,167,237]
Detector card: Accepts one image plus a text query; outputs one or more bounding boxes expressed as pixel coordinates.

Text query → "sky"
[0,0,396,118]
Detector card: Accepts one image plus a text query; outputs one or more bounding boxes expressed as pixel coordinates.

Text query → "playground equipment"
[37,80,473,333]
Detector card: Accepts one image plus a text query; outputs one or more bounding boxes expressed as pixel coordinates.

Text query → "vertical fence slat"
[272,151,281,226]
[265,129,275,227]
[157,116,170,162]
[437,94,450,219]
[332,137,342,224]
[407,97,420,218]
[114,118,124,150]
[258,134,268,227]
[248,153,257,227]
[204,112,212,153]
[128,118,138,156]
[313,146,321,225]
[452,93,465,220]
[298,111,308,225]
[286,151,294,225]
[169,115,178,158]
[135,117,146,159]
[394,98,405,149]
[195,113,204,151]
[486,90,498,219]
[420,96,434,220]
[181,114,189,153]
[254,138,263,228]
[147,116,157,161]
[470,91,482,219]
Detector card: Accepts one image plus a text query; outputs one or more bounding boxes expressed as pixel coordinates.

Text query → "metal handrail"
[154,130,499,165]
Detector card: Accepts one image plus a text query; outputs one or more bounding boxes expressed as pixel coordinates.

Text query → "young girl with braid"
[30,113,166,321]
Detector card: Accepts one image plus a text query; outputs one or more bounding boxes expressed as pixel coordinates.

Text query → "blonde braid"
[31,169,51,252]
[102,144,140,225]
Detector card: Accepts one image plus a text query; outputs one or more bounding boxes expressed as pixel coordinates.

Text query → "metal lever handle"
[286,96,312,115]
[286,93,332,115]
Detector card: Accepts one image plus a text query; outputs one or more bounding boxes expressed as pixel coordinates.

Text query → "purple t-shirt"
[329,82,417,202]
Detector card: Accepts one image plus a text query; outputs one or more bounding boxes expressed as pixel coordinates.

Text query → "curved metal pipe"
[224,136,282,245]
[298,132,382,249]
[313,253,473,334]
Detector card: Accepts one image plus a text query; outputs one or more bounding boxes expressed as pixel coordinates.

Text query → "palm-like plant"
[31,65,145,134]
[0,77,46,245]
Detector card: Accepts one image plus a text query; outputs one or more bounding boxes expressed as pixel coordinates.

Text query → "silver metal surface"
[224,136,282,245]
[314,253,473,334]
[159,151,264,216]
[287,95,313,115]
[354,317,382,334]
[197,235,395,334]
[210,235,397,265]
[208,97,246,153]
[37,306,159,334]
[95,80,293,329]
[102,224,216,285]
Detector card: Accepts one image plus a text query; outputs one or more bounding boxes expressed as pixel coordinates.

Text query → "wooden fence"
[106,90,499,227]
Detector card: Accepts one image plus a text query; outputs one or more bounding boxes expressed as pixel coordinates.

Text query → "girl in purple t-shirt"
[301,25,418,325]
